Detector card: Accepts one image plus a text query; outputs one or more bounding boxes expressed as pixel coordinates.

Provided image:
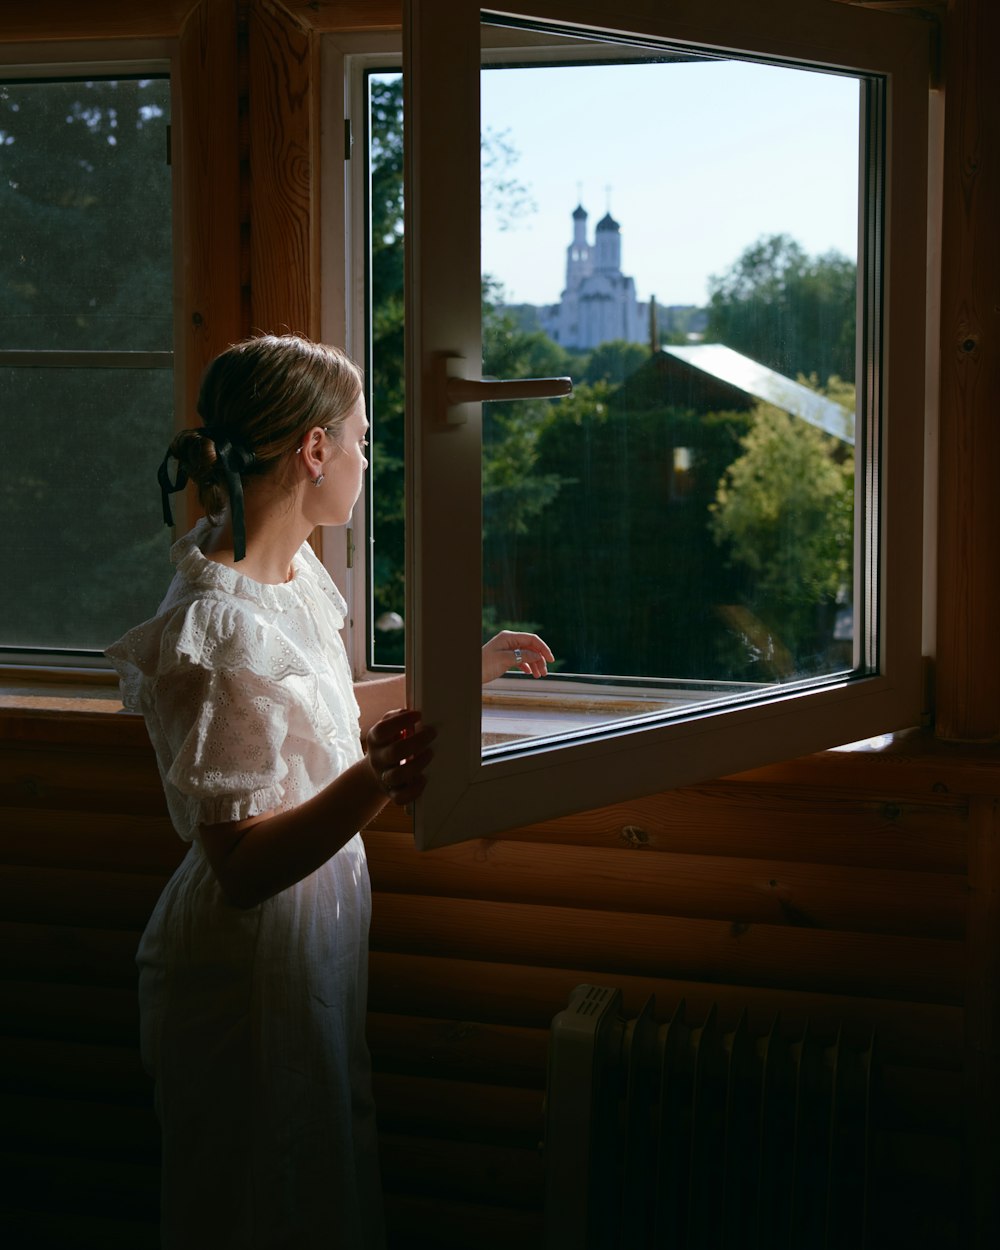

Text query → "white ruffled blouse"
[107,517,363,839]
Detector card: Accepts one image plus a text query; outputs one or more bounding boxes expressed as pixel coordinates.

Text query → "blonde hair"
[168,334,364,523]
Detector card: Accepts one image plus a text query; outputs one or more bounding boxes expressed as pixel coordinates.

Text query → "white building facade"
[538,204,649,350]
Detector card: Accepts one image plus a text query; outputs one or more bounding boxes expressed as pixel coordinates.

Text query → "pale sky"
[478,57,861,309]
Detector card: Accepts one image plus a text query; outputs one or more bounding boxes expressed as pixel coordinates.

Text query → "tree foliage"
[577,339,650,387]
[1,77,175,649]
[367,77,407,660]
[368,76,567,659]
[0,78,172,349]
[706,233,856,383]
[710,392,854,669]
[489,382,756,679]
[482,296,574,540]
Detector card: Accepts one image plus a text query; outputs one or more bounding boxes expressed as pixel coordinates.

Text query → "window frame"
[0,37,180,671]
[400,0,931,848]
[320,33,404,674]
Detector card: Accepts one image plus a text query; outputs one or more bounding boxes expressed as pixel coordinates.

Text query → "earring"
[313,473,325,487]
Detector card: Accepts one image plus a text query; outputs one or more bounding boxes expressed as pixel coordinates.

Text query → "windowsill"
[482,689,676,747]
[4,671,1000,796]
[0,666,125,715]
[0,668,140,745]
[480,675,780,749]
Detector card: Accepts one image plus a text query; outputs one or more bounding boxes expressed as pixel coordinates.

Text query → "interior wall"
[0,712,977,1247]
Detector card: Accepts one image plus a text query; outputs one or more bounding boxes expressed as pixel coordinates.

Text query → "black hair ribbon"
[157,453,188,527]
[156,428,255,562]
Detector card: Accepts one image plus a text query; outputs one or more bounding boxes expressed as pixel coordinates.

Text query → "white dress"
[107,519,384,1250]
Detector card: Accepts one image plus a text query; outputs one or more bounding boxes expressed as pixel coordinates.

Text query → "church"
[538,202,649,350]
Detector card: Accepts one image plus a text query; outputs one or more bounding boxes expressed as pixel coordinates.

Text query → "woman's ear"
[298,427,327,481]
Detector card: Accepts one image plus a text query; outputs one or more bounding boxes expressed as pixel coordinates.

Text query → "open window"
[402,0,929,847]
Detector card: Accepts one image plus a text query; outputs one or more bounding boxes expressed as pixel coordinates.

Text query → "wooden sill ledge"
[4,672,1000,796]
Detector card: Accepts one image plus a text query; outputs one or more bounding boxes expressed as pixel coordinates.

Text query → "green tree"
[480,298,575,633]
[493,379,755,680]
[710,395,854,670]
[706,233,856,383]
[577,339,650,387]
[368,76,566,660]
[1,77,175,649]
[481,293,573,538]
[0,78,172,349]
[368,77,407,662]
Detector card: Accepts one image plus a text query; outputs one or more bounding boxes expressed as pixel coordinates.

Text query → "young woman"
[107,334,552,1248]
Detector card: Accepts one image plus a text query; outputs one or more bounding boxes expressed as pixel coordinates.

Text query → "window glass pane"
[479,30,864,751]
[1,366,174,651]
[367,71,406,668]
[1,72,173,658]
[0,76,172,351]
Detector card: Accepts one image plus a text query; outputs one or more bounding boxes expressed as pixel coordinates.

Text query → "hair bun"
[199,425,255,473]
[194,425,254,560]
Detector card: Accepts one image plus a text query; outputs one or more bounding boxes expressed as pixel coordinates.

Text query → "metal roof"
[662,343,854,444]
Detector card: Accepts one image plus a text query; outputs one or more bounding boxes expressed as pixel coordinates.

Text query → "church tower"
[565,203,592,292]
[594,211,622,273]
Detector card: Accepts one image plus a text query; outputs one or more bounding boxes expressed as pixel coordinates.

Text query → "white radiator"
[543,984,875,1249]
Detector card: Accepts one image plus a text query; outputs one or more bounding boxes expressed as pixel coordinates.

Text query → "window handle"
[435,353,572,424]
[448,374,573,404]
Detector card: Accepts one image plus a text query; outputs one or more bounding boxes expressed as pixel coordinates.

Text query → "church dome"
[572,203,587,219]
[596,212,620,232]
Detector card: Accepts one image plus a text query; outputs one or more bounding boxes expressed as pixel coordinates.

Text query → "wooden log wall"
[0,708,980,1248]
[0,713,174,1249]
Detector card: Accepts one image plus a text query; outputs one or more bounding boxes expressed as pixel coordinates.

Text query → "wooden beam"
[369,894,964,1004]
[365,828,967,937]
[274,1,401,32]
[176,0,244,515]
[828,0,944,17]
[0,0,200,41]
[367,951,964,1067]
[247,0,319,337]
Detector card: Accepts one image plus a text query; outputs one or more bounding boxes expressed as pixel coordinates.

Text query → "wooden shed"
[1,2,996,1248]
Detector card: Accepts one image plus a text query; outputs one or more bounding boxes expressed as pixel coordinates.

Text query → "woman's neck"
[202,488,313,585]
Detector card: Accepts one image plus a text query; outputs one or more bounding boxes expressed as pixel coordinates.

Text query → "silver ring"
[513,648,523,664]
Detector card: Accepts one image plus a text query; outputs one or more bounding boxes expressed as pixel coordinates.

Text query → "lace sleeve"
[159,660,292,826]
[110,591,361,831]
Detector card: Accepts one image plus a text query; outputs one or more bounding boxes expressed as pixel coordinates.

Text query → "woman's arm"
[205,628,551,906]
[199,708,433,909]
[354,673,406,738]
[353,629,554,733]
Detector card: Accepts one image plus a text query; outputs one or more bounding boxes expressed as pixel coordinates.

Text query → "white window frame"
[320,32,404,670]
[400,0,930,848]
[0,38,178,669]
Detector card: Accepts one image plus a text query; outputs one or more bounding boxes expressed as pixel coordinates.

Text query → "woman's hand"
[365,708,436,806]
[481,630,555,684]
